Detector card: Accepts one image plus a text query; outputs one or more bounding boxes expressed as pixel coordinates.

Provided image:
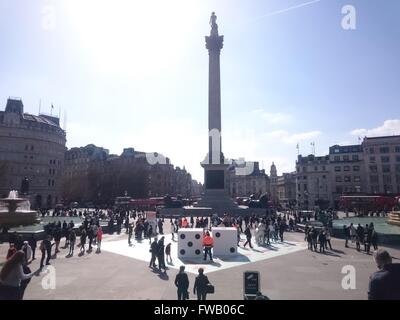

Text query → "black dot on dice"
[180,234,185,239]
[188,241,193,247]
[195,249,201,255]
[216,232,221,238]
[195,234,200,239]
[180,249,185,255]
[230,247,235,253]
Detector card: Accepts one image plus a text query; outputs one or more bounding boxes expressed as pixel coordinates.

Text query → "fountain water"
[0,190,39,226]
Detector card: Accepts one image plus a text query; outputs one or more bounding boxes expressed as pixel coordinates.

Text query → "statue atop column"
[209,12,218,36]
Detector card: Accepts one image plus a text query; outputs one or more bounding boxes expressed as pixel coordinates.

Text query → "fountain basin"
[0,190,39,227]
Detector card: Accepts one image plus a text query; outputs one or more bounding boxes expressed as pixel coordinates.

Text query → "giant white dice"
[178,228,203,258]
[212,227,238,256]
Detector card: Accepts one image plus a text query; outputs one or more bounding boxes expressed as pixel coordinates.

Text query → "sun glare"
[63,0,199,77]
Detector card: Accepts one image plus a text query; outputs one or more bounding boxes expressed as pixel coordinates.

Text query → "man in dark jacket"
[193,268,210,300]
[368,249,400,300]
[174,266,189,300]
[149,238,158,268]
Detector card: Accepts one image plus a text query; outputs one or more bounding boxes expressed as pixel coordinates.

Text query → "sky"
[1,0,399,182]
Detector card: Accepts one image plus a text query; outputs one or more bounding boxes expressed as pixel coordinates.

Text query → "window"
[344,186,353,193]
[353,166,360,171]
[344,176,351,182]
[371,186,379,193]
[336,186,343,194]
[303,184,308,191]
[382,165,391,173]
[336,176,342,182]
[303,167,307,172]
[314,166,318,171]
[25,145,28,151]
[335,166,341,172]
[370,175,379,184]
[381,156,390,163]
[369,165,378,173]
[396,165,400,173]
[31,145,34,151]
[383,175,392,184]
[369,148,375,154]
[52,180,55,187]
[49,169,52,175]
[322,166,326,171]
[380,147,390,153]
[354,176,361,182]
[48,179,51,186]
[395,146,400,153]
[397,156,400,162]
[297,184,300,191]
[344,166,350,171]
[334,156,340,161]
[354,186,361,193]
[343,155,349,161]
[322,175,326,179]
[303,176,307,180]
[352,155,359,161]
[370,156,375,163]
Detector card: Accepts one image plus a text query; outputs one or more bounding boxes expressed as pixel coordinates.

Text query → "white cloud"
[252,109,292,125]
[350,119,400,137]
[263,130,321,144]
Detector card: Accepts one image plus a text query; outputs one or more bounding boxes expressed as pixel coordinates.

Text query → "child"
[165,243,172,263]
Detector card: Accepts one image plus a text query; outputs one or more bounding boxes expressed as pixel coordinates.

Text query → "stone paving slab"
[101,234,307,274]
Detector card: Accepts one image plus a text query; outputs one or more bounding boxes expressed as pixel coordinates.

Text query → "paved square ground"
[1,231,399,299]
[101,234,307,274]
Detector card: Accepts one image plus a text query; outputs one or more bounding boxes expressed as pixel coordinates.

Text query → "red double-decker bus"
[339,195,397,214]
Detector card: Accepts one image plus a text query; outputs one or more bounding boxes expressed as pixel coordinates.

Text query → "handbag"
[206,283,215,294]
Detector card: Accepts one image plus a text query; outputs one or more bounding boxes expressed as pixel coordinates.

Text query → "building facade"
[296,154,331,210]
[227,161,270,198]
[296,135,400,209]
[275,172,297,208]
[0,98,66,208]
[362,136,400,194]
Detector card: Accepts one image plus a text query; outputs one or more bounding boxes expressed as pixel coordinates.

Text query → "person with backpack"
[193,268,211,300]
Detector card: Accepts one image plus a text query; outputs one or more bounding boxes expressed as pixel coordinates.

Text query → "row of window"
[369,155,400,163]
[366,146,400,154]
[333,154,359,162]
[334,165,360,172]
[369,164,400,173]
[48,179,55,187]
[335,176,361,183]
[336,186,361,194]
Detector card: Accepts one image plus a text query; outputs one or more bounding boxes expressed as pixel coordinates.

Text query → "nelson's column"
[196,12,239,212]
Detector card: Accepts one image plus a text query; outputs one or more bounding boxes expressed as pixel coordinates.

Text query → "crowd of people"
[343,222,379,254]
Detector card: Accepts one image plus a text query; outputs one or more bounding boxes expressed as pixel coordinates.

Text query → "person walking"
[157,237,166,272]
[149,238,158,268]
[193,268,210,301]
[371,228,378,251]
[343,225,350,248]
[243,225,253,249]
[307,228,313,251]
[203,231,214,261]
[28,235,37,261]
[0,251,36,300]
[96,227,103,253]
[79,229,87,255]
[279,221,285,242]
[368,249,400,299]
[128,223,133,246]
[318,230,326,253]
[69,229,76,256]
[325,228,333,250]
[174,266,189,300]
[165,243,172,263]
